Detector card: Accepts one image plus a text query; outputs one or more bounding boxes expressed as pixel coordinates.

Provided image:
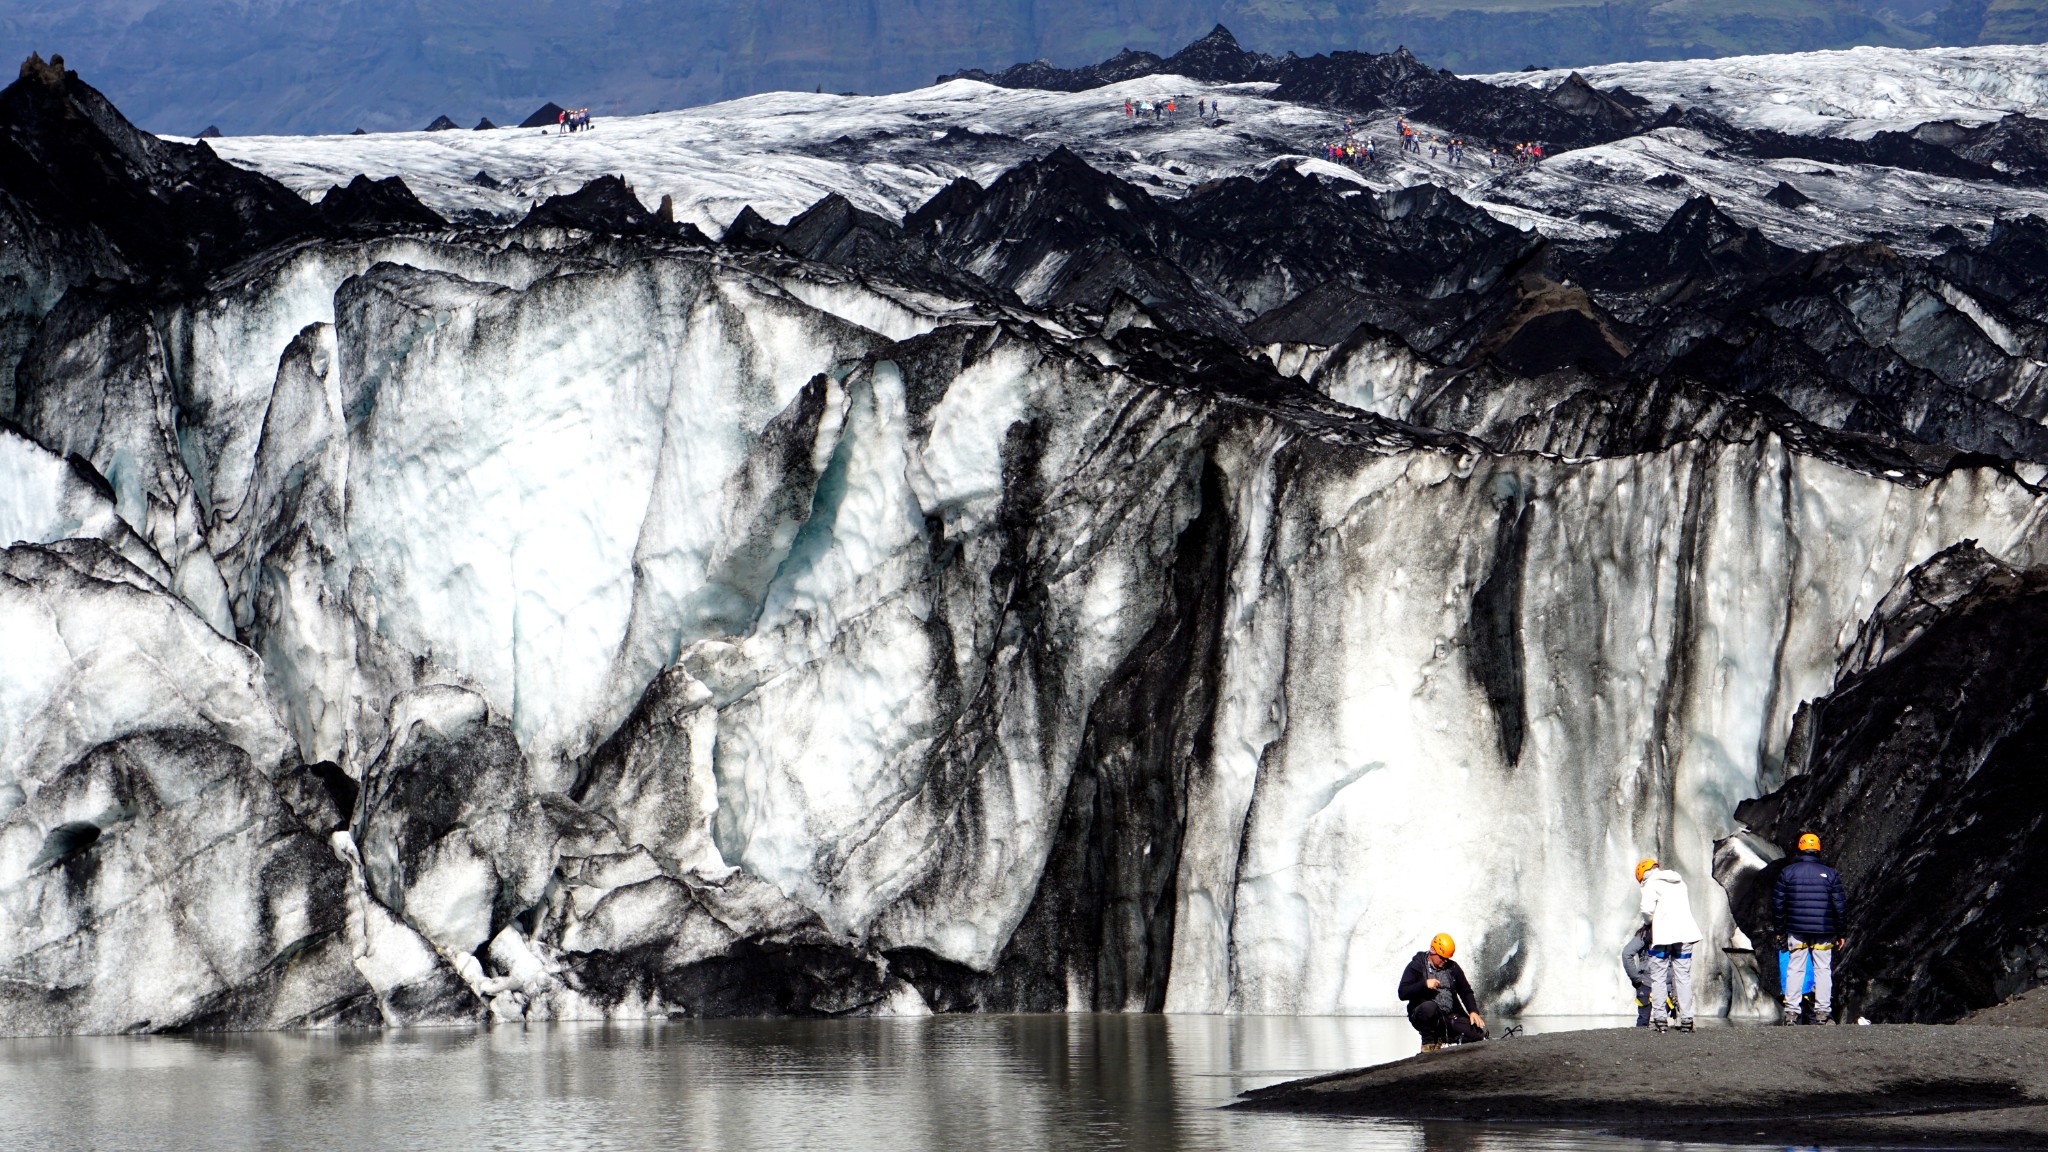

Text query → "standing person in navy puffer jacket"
[1772,832,1848,1025]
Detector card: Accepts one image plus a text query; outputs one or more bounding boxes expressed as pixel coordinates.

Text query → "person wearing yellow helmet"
[1397,932,1486,1051]
[1771,831,1847,1025]
[1636,855,1703,1034]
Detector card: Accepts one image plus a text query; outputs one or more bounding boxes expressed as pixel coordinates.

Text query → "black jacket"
[1397,951,1477,1015]
[1772,851,1848,938]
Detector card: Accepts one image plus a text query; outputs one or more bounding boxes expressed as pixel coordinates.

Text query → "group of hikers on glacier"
[1402,833,1850,1050]
[1121,95,1227,121]
[1314,116,1548,175]
[1112,96,1551,179]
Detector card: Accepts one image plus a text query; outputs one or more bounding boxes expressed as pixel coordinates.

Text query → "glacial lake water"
[0,1014,1779,1151]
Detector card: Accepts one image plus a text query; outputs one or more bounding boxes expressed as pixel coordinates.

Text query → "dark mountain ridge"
[0,54,316,281]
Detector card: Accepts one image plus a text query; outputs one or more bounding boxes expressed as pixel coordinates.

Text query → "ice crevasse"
[3,238,2045,1030]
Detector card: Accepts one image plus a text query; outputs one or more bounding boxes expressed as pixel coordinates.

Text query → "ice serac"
[12,293,233,629]
[0,727,373,1034]
[312,256,883,779]
[0,427,168,583]
[355,686,550,956]
[0,538,361,1035]
[317,174,447,235]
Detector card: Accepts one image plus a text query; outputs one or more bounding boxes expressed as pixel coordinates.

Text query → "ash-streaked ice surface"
[197,41,2048,253]
[3,30,2048,1036]
[1478,43,2048,138]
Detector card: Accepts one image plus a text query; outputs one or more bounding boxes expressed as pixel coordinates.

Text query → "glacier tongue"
[10,241,2048,1027]
[12,43,2048,1032]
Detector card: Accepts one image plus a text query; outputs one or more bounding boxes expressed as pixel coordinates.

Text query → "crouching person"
[1399,933,1486,1051]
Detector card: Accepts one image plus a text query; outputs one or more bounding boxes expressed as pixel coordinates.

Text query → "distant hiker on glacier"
[1636,857,1702,1034]
[1772,832,1847,1026]
[1398,934,1486,1051]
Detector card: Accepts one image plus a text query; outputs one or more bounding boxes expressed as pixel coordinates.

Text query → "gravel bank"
[1235,1025,2048,1147]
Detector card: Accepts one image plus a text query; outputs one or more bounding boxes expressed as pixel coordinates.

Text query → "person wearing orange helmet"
[1771,831,1847,1025]
[1397,933,1486,1051]
[1636,855,1703,1033]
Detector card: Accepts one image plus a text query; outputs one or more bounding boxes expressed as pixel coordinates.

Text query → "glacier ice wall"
[1167,433,2048,1014]
[6,233,2048,1030]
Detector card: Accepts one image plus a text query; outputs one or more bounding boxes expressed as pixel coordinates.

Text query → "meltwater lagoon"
[0,1014,1779,1152]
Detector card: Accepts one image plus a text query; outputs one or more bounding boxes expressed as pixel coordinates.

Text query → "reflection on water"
[0,1014,1772,1151]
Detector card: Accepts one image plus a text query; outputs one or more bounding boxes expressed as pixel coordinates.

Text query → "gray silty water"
[0,1015,1779,1151]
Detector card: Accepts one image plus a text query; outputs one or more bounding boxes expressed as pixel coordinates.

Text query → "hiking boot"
[1652,1021,1668,1034]
[1676,1020,1695,1033]
[1420,1042,1442,1052]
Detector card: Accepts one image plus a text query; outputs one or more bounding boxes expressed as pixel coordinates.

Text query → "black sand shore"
[1234,1025,2048,1147]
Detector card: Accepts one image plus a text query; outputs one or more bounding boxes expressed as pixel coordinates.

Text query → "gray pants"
[1647,944,1694,1025]
[1785,935,1835,1020]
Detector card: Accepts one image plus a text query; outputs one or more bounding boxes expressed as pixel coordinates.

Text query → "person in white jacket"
[1635,856,1703,1033]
